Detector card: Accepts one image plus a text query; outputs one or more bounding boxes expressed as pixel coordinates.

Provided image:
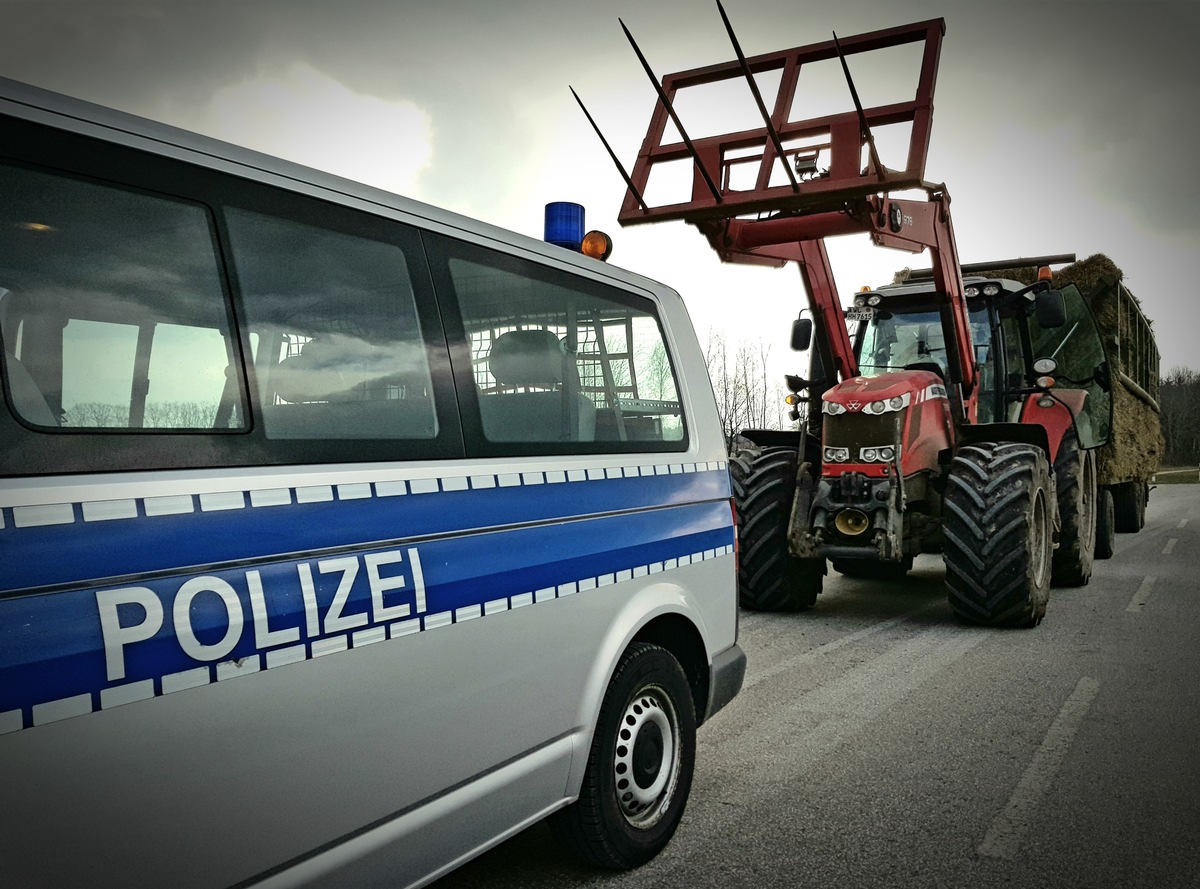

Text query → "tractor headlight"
[859,445,898,463]
[863,392,911,414]
[824,446,851,463]
[822,400,847,415]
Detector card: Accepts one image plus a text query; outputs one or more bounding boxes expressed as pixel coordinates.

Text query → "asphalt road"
[433,483,1200,889]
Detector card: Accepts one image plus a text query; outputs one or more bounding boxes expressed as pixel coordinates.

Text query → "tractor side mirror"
[791,317,813,351]
[1094,360,1112,392]
[1035,290,1066,328]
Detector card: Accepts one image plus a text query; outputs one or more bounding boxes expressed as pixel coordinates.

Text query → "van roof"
[0,75,667,296]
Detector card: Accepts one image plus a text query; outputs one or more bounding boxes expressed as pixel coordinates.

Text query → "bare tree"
[705,329,792,445]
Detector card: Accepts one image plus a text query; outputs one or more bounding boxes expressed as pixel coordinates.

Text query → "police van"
[0,76,744,888]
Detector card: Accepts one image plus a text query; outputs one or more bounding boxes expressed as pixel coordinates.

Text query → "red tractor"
[577,9,1113,625]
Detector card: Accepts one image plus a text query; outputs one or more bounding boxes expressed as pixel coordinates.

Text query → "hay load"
[1054,256,1162,523]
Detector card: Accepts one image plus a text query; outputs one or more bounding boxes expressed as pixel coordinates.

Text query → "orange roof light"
[581,230,613,261]
[1037,265,1053,282]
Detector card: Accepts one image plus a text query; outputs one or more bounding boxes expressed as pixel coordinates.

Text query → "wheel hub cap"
[613,690,677,826]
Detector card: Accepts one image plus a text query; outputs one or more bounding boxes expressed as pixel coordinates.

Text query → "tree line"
[1160,367,1200,466]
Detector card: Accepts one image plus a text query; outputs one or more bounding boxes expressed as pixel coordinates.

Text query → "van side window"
[443,250,686,448]
[0,162,244,430]
[225,209,437,441]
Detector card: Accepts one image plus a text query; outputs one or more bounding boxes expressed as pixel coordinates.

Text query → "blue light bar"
[544,201,585,250]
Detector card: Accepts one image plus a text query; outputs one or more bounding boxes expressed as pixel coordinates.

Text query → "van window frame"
[423,231,690,458]
[0,116,464,475]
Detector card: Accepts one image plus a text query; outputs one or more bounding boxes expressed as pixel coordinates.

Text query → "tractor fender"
[955,421,1050,459]
[1017,389,1088,463]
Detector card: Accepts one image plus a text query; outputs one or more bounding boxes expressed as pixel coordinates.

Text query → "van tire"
[944,442,1053,627]
[729,446,822,611]
[549,642,696,869]
[1095,487,1115,560]
[1050,432,1095,587]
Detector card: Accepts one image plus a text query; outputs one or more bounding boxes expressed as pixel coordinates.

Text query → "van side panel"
[0,459,733,887]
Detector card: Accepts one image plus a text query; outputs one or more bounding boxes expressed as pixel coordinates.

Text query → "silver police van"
[0,77,744,888]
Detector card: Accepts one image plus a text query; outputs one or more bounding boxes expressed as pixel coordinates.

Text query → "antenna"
[570,86,649,213]
[832,31,886,182]
[716,0,800,193]
[620,18,724,204]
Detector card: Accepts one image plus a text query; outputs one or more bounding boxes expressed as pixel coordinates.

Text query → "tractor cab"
[845,274,1112,448]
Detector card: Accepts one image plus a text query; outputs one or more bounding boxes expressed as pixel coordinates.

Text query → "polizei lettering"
[96,547,427,682]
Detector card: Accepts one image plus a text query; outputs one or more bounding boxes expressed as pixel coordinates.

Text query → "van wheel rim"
[613,686,678,828]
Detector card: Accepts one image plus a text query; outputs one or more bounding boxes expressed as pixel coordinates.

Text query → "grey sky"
[3,0,1196,375]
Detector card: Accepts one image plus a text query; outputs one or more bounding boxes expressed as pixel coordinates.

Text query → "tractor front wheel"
[729,445,823,611]
[943,442,1053,627]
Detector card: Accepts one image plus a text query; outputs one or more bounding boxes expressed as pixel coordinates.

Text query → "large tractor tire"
[943,442,1053,627]
[1112,481,1146,533]
[1050,432,1096,587]
[1094,487,1115,560]
[729,445,823,611]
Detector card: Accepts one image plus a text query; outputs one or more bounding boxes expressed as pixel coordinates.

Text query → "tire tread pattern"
[1050,432,1095,587]
[943,442,1052,627]
[729,446,821,611]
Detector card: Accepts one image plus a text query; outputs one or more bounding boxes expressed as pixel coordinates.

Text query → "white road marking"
[1126,576,1156,612]
[977,676,1100,859]
[1162,538,1178,554]
[1180,519,1189,529]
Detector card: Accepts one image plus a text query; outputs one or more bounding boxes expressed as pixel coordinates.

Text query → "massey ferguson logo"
[846,401,862,412]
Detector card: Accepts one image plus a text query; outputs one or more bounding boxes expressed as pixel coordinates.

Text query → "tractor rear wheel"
[1050,432,1096,587]
[1094,487,1115,560]
[943,442,1053,627]
[729,445,823,611]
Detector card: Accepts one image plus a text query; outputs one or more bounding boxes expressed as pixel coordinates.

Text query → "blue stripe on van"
[0,467,730,595]
[0,499,733,730]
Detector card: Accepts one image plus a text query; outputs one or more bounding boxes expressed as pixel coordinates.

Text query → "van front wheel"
[550,642,696,869]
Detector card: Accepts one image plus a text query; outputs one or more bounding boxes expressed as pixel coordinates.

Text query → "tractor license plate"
[845,309,874,322]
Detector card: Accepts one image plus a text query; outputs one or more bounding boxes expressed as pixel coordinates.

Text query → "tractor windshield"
[855,303,990,381]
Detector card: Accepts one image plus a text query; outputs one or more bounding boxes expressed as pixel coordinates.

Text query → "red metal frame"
[617,19,944,227]
[611,16,978,410]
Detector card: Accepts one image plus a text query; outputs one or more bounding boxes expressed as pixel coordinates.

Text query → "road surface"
[433,483,1200,888]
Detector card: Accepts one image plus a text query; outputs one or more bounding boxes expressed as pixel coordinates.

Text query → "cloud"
[198,64,434,197]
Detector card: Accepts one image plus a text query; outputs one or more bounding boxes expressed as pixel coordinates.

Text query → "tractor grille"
[823,412,901,454]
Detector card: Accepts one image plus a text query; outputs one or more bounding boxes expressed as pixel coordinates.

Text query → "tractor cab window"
[856,307,948,379]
